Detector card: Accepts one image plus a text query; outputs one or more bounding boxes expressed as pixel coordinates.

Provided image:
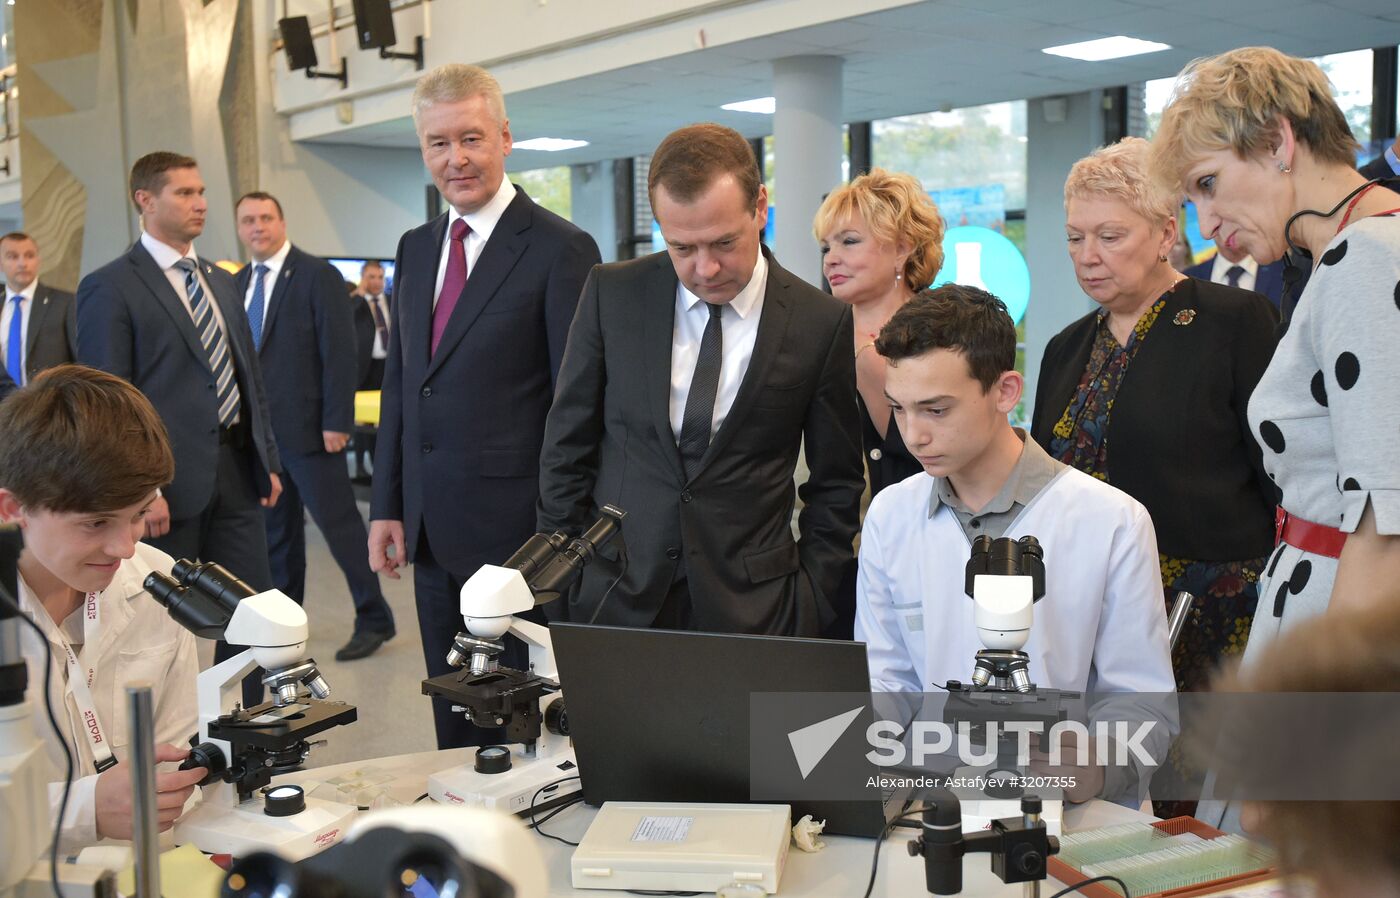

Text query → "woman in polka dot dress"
[1152,46,1400,665]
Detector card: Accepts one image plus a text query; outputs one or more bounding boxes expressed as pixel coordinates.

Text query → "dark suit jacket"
[8,283,77,380]
[1184,258,1285,309]
[1360,152,1397,182]
[75,241,282,520]
[1030,277,1278,562]
[235,245,356,457]
[537,247,866,637]
[370,187,601,575]
[352,296,375,390]
[0,366,15,401]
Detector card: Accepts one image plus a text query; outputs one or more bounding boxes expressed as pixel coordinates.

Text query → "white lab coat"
[855,467,1178,800]
[855,466,1174,695]
[17,542,199,850]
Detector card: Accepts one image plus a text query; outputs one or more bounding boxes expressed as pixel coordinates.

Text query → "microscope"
[423,506,625,814]
[944,535,1073,835]
[145,560,359,860]
[907,790,1059,898]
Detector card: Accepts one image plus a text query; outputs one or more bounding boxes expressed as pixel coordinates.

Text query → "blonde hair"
[812,169,946,290]
[1150,47,1360,194]
[412,64,507,130]
[1064,137,1177,225]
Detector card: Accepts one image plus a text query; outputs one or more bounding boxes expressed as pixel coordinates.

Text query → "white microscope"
[423,506,625,815]
[945,534,1068,835]
[145,560,359,860]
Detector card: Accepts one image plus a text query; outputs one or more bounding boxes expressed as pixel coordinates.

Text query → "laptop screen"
[550,623,895,837]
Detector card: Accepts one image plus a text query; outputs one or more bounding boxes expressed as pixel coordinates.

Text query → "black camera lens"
[223,852,300,898]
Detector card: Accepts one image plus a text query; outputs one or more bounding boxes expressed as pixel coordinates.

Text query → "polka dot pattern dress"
[1243,213,1400,664]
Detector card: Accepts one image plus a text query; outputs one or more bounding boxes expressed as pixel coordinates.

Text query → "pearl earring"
[895,272,902,282]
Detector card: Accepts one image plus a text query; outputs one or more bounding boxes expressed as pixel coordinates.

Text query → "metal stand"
[127,683,160,898]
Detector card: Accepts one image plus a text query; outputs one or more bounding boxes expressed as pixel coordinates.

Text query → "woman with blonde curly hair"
[1151,47,1400,668]
[813,169,946,494]
[1030,137,1279,702]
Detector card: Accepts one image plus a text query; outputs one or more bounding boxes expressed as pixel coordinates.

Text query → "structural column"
[772,55,843,287]
[1022,90,1105,407]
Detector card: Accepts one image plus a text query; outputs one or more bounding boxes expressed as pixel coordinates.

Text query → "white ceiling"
[302,0,1400,170]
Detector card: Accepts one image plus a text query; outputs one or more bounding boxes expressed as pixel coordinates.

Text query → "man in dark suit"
[1184,236,1285,309]
[235,192,395,661]
[2,233,76,384]
[538,123,865,636]
[356,261,391,390]
[368,64,600,749]
[76,151,282,706]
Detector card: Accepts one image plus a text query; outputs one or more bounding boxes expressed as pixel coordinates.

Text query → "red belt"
[1275,507,1347,559]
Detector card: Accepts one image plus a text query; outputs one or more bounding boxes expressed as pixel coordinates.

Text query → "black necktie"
[679,302,724,480]
[1226,265,1246,289]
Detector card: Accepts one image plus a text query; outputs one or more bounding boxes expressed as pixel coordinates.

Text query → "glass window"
[514,166,571,220]
[1314,49,1373,155]
[871,101,1027,209]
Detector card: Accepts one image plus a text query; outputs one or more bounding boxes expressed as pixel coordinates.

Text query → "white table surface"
[283,749,1153,898]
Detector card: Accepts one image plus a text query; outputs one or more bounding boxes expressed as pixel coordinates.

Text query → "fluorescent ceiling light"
[513,137,589,152]
[1041,36,1171,62]
[722,97,776,114]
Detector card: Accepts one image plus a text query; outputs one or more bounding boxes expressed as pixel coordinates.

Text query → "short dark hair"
[129,151,198,211]
[0,365,175,513]
[361,259,384,272]
[0,231,35,251]
[875,285,1016,392]
[235,191,285,219]
[648,123,762,211]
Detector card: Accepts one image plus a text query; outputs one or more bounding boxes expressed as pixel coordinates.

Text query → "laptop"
[550,623,902,837]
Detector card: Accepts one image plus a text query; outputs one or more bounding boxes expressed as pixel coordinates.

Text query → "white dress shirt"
[366,294,390,359]
[433,179,518,308]
[668,252,768,443]
[18,543,200,850]
[242,239,292,323]
[1,278,39,383]
[140,231,232,338]
[1208,253,1258,292]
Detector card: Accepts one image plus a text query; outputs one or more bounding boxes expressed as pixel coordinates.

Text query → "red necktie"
[431,218,470,356]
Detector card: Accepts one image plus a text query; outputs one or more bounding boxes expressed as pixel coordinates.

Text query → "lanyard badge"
[62,592,118,772]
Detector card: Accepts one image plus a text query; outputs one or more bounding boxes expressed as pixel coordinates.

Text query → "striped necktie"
[174,258,242,427]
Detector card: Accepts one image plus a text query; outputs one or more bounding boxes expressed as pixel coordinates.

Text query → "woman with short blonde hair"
[1031,137,1279,722]
[812,169,945,496]
[1151,46,1400,668]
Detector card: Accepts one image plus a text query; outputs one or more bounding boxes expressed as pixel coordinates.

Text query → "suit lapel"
[24,287,50,355]
[424,190,532,381]
[261,252,295,342]
[642,256,686,484]
[408,214,450,378]
[128,243,212,374]
[691,252,791,478]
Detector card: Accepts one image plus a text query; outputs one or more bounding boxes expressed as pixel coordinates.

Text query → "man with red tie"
[367,64,599,748]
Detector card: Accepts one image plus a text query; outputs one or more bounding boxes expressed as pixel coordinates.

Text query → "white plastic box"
[571,802,791,894]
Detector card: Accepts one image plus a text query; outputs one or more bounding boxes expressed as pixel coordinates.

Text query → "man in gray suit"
[538,124,864,637]
[2,233,76,385]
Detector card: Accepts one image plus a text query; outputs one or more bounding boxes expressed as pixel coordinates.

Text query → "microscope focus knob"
[181,741,228,787]
[1012,845,1044,876]
[544,699,569,737]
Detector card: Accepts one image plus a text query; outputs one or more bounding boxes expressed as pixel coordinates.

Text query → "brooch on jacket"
[1172,309,1197,326]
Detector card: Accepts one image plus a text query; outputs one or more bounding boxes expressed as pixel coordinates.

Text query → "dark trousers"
[265,449,394,634]
[150,438,272,709]
[652,578,693,630]
[413,531,533,749]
